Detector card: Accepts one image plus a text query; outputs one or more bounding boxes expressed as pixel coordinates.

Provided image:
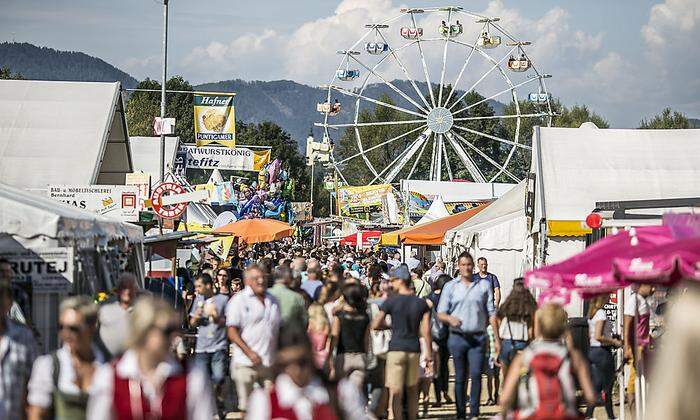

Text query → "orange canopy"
[213,219,295,244]
[399,204,490,245]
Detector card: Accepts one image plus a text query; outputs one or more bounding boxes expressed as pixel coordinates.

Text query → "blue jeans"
[499,339,528,368]
[448,331,486,418]
[195,349,228,386]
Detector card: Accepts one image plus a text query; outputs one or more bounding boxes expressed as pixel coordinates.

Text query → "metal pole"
[310,161,315,215]
[159,0,169,182]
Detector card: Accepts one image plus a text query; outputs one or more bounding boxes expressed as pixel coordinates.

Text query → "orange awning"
[213,219,294,244]
[399,204,491,245]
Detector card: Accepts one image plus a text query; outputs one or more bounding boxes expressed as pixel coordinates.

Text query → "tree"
[125,76,194,140]
[0,65,24,80]
[639,108,690,129]
[555,104,609,129]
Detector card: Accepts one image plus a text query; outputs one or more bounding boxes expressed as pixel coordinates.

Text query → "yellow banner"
[194,94,236,148]
[253,150,271,171]
[209,236,235,260]
[337,184,393,217]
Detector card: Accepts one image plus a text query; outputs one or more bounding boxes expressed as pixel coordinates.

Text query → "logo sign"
[194,94,236,148]
[150,182,188,219]
[125,172,151,211]
[178,145,270,171]
[153,117,176,136]
[48,185,140,222]
[0,247,74,292]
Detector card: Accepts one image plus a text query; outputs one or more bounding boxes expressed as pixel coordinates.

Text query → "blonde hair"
[587,295,608,319]
[648,287,700,420]
[307,302,330,332]
[536,303,568,340]
[59,296,98,326]
[128,297,177,348]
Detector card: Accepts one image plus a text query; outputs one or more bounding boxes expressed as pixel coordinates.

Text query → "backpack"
[514,340,581,420]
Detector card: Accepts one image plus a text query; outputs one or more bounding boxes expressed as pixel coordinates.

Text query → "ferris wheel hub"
[426,107,454,134]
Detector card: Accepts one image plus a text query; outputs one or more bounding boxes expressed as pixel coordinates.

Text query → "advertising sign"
[337,184,394,218]
[48,185,139,222]
[125,172,151,211]
[0,247,74,292]
[153,117,176,136]
[178,145,270,172]
[194,94,236,148]
[150,182,188,219]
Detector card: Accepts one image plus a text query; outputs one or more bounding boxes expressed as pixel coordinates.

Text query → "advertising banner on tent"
[291,202,313,222]
[194,94,236,148]
[48,185,140,222]
[178,145,269,171]
[0,247,74,292]
[407,190,483,222]
[194,181,237,205]
[337,184,393,218]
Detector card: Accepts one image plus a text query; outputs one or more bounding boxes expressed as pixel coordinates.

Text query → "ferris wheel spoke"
[329,85,427,118]
[377,32,432,110]
[373,129,431,184]
[454,113,549,124]
[316,119,425,129]
[453,76,541,115]
[349,54,430,114]
[450,130,520,182]
[447,45,517,111]
[335,124,427,165]
[410,13,437,108]
[452,124,531,150]
[444,132,486,182]
[437,10,454,107]
[441,134,454,181]
[434,134,444,181]
[442,27,484,107]
[407,133,431,180]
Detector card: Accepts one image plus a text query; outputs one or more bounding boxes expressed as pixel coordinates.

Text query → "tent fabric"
[339,231,382,246]
[399,204,490,245]
[129,136,180,184]
[401,180,515,203]
[213,219,294,243]
[532,127,700,228]
[0,80,133,190]
[0,183,143,247]
[416,196,450,225]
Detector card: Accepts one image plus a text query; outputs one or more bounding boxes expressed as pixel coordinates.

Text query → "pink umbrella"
[525,222,700,300]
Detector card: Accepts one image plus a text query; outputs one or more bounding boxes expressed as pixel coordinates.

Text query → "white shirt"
[499,317,529,341]
[246,374,367,420]
[588,309,613,347]
[87,349,214,420]
[623,286,651,317]
[226,286,281,368]
[27,344,106,408]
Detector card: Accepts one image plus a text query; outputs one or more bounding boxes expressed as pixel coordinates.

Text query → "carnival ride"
[315,6,554,185]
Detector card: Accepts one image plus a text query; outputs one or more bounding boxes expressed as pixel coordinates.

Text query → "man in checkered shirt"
[0,277,38,418]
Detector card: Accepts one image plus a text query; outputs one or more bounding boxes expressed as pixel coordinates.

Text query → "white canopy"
[0,80,133,190]
[401,180,515,203]
[532,126,700,227]
[416,195,449,225]
[129,136,180,184]
[0,183,143,248]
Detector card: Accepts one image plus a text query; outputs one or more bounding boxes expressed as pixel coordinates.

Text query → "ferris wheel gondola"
[316,6,554,185]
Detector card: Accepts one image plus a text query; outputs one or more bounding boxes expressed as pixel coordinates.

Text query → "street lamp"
[159,0,169,182]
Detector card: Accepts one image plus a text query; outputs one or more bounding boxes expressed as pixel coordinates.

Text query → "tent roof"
[533,127,700,227]
[446,180,527,246]
[401,180,515,202]
[416,195,450,225]
[129,136,180,184]
[383,204,490,246]
[0,183,143,243]
[0,80,133,190]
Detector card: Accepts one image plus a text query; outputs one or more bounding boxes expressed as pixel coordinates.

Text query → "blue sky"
[1,0,698,127]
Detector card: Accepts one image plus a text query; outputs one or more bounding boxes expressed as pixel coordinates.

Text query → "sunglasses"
[58,323,82,334]
[155,324,180,336]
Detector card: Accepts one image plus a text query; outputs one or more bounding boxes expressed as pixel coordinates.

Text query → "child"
[307,302,330,370]
[500,303,595,420]
[418,336,434,418]
[484,325,500,405]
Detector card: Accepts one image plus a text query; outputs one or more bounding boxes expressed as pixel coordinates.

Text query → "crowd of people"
[0,240,689,420]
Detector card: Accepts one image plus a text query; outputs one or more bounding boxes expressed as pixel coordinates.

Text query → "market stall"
[0,183,144,352]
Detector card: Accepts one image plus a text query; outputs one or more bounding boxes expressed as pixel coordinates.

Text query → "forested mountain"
[0,42,138,88]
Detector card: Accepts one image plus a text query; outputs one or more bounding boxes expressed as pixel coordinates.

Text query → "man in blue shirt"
[437,251,501,419]
[474,257,501,308]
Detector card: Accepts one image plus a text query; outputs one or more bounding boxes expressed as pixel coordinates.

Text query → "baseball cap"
[389,263,411,281]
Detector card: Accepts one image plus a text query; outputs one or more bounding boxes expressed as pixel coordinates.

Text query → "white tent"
[531,125,700,265]
[416,195,450,225]
[444,180,528,298]
[0,80,134,190]
[129,136,180,184]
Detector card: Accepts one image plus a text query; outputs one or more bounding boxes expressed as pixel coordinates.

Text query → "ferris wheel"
[315,6,554,185]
